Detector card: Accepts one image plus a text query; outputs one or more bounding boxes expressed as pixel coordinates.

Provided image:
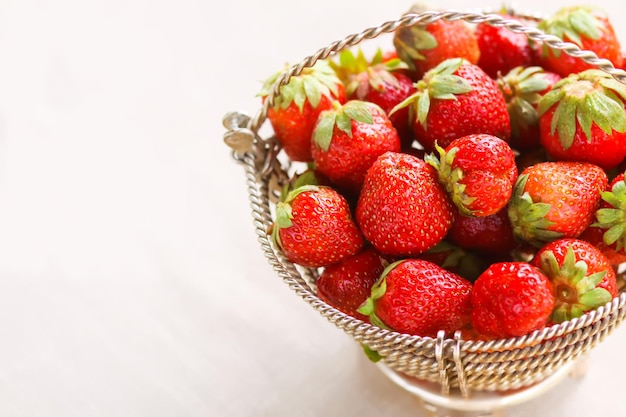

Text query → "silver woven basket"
[223,9,626,397]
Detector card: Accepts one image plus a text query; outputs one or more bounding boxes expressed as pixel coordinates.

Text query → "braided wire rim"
[241,10,626,356]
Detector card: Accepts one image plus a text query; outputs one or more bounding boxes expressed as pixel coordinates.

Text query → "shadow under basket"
[223,7,626,410]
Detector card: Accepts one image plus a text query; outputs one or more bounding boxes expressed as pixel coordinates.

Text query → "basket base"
[376,356,587,417]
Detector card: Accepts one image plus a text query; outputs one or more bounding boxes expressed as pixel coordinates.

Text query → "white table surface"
[0,0,624,416]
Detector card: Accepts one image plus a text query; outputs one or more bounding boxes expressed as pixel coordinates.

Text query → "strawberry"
[356,151,454,256]
[580,172,626,265]
[392,58,510,152]
[537,69,626,170]
[531,238,618,323]
[259,60,346,162]
[393,4,480,80]
[425,134,517,217]
[316,246,385,321]
[311,100,401,195]
[449,208,518,257]
[330,48,416,148]
[508,161,608,247]
[358,259,473,337]
[471,262,555,339]
[535,6,623,77]
[475,15,533,79]
[270,184,364,268]
[497,66,561,151]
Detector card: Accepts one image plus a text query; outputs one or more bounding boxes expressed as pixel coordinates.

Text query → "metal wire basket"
[223,9,626,397]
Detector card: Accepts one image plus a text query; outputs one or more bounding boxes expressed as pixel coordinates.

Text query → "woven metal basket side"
[224,9,626,395]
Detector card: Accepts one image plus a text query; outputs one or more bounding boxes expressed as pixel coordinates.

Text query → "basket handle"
[247,9,626,136]
[224,9,626,174]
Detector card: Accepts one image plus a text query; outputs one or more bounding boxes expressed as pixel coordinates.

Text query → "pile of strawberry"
[258,4,626,342]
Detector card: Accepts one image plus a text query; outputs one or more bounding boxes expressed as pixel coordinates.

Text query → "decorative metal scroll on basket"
[223,9,626,397]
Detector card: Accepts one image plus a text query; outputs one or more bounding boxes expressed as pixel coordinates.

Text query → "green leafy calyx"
[538,6,605,57]
[425,143,476,216]
[593,174,626,251]
[498,66,551,136]
[270,185,319,250]
[507,174,562,246]
[537,245,611,323]
[390,58,472,130]
[258,60,341,113]
[393,24,438,69]
[330,48,408,98]
[357,259,406,329]
[537,69,626,149]
[312,100,375,151]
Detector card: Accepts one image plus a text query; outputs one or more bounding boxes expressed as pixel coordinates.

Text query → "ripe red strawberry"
[356,151,454,256]
[475,15,533,78]
[535,6,623,77]
[330,48,416,148]
[425,134,517,216]
[259,60,346,162]
[471,262,555,339]
[393,4,480,80]
[316,246,385,322]
[497,66,561,151]
[531,238,618,323]
[392,58,510,152]
[538,69,626,170]
[449,208,518,257]
[579,172,626,265]
[508,161,608,246]
[358,259,473,337]
[270,185,364,268]
[311,100,401,195]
